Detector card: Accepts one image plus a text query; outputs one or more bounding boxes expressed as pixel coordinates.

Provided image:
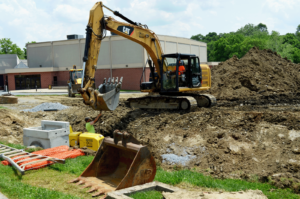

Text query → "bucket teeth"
[68,177,80,183]
[92,189,111,197]
[87,187,98,193]
[76,180,85,185]
[80,183,92,189]
[99,194,107,199]
[92,191,105,197]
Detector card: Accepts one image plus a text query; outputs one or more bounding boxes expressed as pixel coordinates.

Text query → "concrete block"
[107,181,182,199]
[23,120,70,149]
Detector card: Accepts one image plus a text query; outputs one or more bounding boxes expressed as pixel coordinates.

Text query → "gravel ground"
[161,154,196,166]
[23,102,69,112]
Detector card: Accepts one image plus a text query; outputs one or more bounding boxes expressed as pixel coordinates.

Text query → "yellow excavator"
[79,2,216,112]
[71,2,216,197]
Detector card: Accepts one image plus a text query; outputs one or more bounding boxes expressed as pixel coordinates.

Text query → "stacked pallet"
[0,96,18,104]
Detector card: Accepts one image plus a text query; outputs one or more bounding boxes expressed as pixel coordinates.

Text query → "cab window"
[191,57,200,74]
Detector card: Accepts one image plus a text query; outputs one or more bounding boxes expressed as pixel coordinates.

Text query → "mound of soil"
[207,47,300,101]
[0,109,53,144]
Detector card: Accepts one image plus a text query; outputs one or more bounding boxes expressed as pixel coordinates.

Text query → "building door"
[14,75,41,90]
[0,75,3,90]
[53,76,57,86]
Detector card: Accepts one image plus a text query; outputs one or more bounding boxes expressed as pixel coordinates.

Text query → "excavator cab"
[154,53,203,93]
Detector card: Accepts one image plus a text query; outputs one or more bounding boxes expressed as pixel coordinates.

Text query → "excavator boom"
[79,2,165,111]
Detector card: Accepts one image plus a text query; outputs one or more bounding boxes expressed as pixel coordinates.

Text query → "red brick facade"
[7,72,53,90]
[95,69,111,89]
[6,68,151,91]
[112,68,150,90]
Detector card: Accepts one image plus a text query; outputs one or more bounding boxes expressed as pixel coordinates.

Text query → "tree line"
[191,23,300,63]
[0,38,36,59]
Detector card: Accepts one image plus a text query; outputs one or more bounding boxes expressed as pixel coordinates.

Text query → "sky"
[0,0,299,48]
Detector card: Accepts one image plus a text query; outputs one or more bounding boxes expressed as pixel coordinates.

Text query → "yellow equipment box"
[79,133,104,151]
[69,132,82,147]
[69,126,82,147]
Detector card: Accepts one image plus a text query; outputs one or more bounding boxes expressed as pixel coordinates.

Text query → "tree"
[191,32,220,61]
[292,48,300,63]
[256,23,268,33]
[236,23,268,38]
[0,38,24,59]
[296,25,300,41]
[283,33,300,49]
[190,34,205,42]
[209,33,245,61]
[23,41,36,59]
[236,24,258,36]
[265,31,294,61]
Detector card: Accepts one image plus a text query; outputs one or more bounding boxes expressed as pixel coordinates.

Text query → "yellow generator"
[69,126,104,151]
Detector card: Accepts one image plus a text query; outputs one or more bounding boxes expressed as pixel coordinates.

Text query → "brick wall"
[7,74,15,90]
[112,68,150,90]
[40,72,55,88]
[95,69,110,89]
[94,68,151,91]
[6,68,151,91]
[57,71,69,84]
[7,72,55,90]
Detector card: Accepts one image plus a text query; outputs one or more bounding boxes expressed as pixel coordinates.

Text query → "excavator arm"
[79,2,164,111]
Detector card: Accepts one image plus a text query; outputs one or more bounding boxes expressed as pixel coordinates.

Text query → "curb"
[107,181,182,199]
[0,192,8,199]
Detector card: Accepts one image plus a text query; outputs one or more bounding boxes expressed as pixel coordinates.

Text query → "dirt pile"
[0,109,54,144]
[55,99,300,191]
[3,95,300,191]
[208,47,300,101]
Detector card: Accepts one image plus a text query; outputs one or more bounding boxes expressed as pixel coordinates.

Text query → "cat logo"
[117,26,134,36]
[123,27,131,34]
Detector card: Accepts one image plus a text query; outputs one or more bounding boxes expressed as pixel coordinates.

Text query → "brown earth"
[1,48,300,192]
[2,96,300,192]
[163,190,267,199]
[204,47,300,102]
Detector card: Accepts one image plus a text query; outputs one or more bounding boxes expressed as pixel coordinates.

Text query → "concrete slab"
[107,181,182,199]
[0,192,8,199]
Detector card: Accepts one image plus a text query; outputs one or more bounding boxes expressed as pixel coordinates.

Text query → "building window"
[15,75,41,90]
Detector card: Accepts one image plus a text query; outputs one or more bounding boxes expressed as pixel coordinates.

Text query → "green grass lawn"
[0,141,26,149]
[0,141,299,199]
[0,164,80,199]
[130,190,163,199]
[0,106,7,109]
[155,168,299,199]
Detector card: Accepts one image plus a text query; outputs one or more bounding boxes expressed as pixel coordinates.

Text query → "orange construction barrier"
[1,145,69,166]
[1,146,85,171]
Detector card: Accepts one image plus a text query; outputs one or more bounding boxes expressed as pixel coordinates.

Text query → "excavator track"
[128,94,216,110]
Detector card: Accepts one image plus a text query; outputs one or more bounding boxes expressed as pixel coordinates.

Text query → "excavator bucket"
[96,77,123,111]
[80,77,123,111]
[69,130,156,197]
